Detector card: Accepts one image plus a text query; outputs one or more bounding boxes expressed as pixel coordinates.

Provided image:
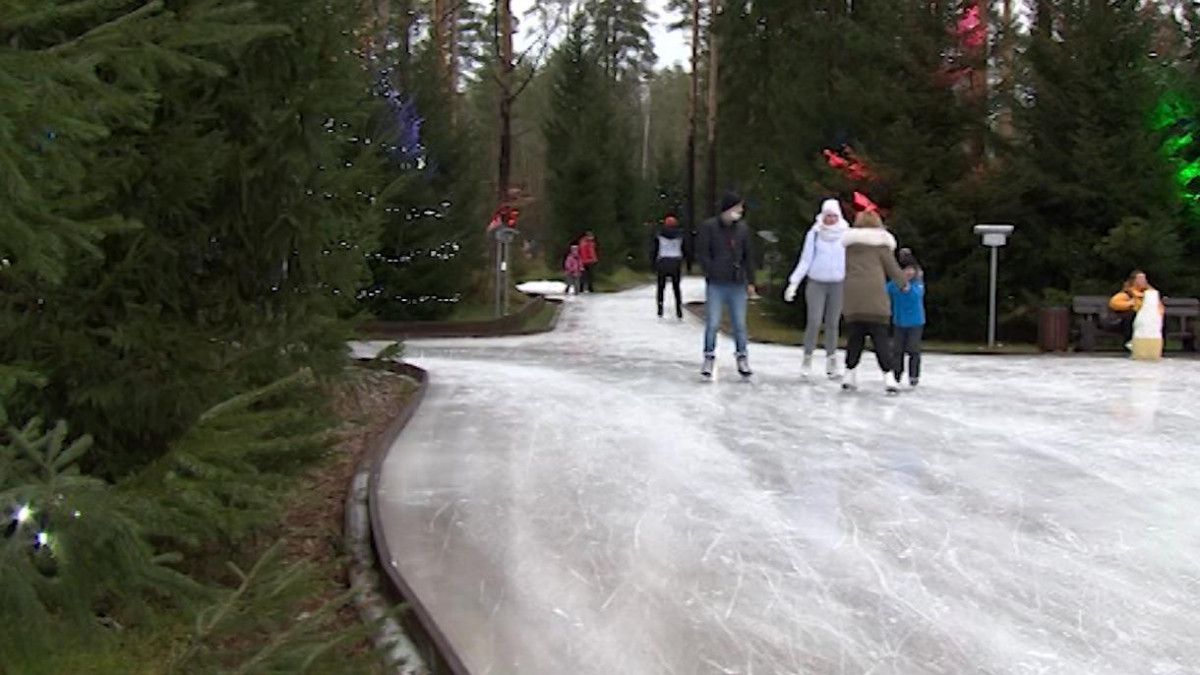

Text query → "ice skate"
[801,353,813,379]
[826,355,841,381]
[841,368,858,391]
[885,372,902,395]
[908,377,919,390]
[700,356,715,379]
[737,356,753,378]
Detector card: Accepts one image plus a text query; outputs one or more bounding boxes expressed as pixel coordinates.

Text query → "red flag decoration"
[824,145,882,214]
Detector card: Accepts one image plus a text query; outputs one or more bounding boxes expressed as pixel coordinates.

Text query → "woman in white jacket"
[784,199,850,379]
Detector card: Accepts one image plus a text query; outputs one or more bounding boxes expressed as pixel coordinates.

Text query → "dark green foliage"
[0,419,198,671]
[363,41,486,321]
[121,370,333,554]
[544,21,622,260]
[0,0,386,476]
[166,543,378,675]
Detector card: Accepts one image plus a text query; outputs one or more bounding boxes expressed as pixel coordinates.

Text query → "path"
[355,278,1200,675]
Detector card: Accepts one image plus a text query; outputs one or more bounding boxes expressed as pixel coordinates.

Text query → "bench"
[1072,295,1198,351]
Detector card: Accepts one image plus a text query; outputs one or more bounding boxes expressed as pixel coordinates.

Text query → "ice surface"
[354,278,1200,675]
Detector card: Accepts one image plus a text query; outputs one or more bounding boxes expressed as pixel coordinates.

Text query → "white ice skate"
[700,356,715,380]
[841,368,858,391]
[826,355,841,381]
[801,354,813,379]
[885,373,902,395]
[737,356,753,378]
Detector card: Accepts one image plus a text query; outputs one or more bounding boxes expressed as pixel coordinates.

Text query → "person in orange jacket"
[578,231,600,293]
[1108,270,1164,348]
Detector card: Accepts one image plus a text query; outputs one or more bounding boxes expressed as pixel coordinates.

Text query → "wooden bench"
[1072,295,1198,351]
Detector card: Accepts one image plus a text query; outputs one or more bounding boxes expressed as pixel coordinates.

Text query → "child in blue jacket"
[887,265,925,388]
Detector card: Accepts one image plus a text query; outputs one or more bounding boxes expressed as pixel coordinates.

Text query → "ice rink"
[355,278,1200,675]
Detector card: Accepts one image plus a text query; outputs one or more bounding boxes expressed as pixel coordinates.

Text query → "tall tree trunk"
[642,81,652,179]
[685,0,700,235]
[449,0,459,125]
[498,0,515,202]
[996,0,1014,140]
[705,0,721,218]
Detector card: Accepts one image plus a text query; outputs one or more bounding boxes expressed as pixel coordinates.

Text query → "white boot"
[885,372,901,395]
[801,353,813,379]
[841,368,858,391]
[826,355,840,380]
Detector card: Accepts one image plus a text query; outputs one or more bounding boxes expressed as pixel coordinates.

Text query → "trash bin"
[1038,307,1070,352]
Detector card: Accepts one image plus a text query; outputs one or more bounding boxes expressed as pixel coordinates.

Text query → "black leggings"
[845,321,896,373]
[656,259,683,316]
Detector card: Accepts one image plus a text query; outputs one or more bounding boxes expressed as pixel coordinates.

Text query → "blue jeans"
[704,281,749,357]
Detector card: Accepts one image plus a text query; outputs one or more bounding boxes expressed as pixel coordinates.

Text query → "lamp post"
[973,224,1014,348]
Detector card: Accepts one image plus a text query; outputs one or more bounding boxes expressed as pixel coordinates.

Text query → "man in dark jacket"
[650,215,687,319]
[696,191,756,378]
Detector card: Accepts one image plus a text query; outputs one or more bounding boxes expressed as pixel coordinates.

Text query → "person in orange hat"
[650,215,686,319]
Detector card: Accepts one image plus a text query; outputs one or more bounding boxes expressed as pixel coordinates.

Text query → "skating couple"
[785,200,924,394]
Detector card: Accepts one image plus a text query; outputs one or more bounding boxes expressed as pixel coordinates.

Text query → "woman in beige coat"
[840,211,908,393]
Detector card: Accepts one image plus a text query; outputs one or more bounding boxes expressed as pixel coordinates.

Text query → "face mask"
[728,210,744,222]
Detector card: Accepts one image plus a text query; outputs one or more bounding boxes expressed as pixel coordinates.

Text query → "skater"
[579,231,600,293]
[840,210,908,393]
[563,244,584,295]
[697,191,756,378]
[887,264,925,388]
[783,198,850,379]
[1109,270,1163,350]
[650,215,686,319]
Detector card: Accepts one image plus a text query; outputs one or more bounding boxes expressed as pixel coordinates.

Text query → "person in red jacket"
[578,231,599,293]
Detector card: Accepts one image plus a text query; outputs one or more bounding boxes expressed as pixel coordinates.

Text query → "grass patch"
[594,267,654,293]
[521,301,560,333]
[448,293,529,321]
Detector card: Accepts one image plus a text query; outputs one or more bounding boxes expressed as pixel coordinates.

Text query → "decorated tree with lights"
[360,44,487,321]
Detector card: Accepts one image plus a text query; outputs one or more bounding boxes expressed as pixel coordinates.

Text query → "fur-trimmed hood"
[842,227,897,250]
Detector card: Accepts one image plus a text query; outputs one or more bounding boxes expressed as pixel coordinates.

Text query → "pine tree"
[543,20,621,261]
[362,23,487,321]
[1009,0,1178,294]
[1,0,388,475]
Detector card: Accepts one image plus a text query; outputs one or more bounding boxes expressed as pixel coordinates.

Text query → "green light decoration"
[1151,90,1200,220]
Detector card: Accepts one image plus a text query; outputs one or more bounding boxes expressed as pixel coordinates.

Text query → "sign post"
[494,226,519,318]
[973,224,1015,348]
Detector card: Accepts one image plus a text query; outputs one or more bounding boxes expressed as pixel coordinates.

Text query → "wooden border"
[353,361,473,675]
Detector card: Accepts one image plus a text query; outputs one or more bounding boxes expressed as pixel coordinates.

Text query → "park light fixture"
[973,224,1015,348]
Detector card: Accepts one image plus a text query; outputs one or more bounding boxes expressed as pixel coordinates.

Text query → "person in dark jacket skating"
[697,191,756,378]
[650,215,687,319]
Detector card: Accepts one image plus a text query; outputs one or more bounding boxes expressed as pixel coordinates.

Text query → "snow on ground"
[354,277,1200,675]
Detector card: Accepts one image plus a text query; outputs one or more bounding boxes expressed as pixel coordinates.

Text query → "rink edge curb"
[345,360,469,675]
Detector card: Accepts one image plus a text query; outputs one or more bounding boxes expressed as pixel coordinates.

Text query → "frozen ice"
[354,277,1200,675]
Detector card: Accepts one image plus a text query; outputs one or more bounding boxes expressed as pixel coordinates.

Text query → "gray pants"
[804,280,844,356]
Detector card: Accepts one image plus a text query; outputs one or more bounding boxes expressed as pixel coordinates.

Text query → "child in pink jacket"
[564,245,584,295]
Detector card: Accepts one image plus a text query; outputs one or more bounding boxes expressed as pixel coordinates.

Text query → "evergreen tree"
[0,0,388,475]
[363,33,486,321]
[543,20,624,263]
[1007,0,1177,295]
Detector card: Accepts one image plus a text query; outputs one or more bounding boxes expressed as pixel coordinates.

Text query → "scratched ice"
[354,278,1200,675]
